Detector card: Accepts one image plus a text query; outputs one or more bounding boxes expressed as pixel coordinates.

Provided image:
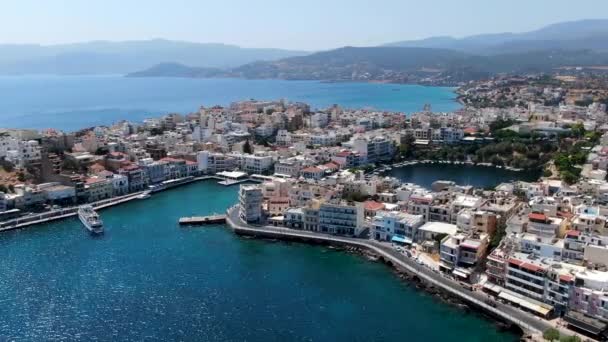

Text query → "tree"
[559,335,581,342]
[570,123,586,138]
[561,170,579,185]
[542,328,560,341]
[243,140,253,154]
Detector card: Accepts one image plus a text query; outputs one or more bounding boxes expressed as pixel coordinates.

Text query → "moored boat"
[78,205,104,234]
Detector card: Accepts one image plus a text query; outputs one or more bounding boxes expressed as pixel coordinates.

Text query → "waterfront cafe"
[482,284,554,318]
[216,171,248,185]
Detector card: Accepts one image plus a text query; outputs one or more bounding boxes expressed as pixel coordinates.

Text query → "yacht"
[78,205,104,234]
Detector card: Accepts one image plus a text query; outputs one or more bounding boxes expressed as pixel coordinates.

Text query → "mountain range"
[4,19,608,83]
[0,39,306,75]
[384,19,608,54]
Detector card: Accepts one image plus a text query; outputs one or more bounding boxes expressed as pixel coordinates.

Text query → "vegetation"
[348,164,375,174]
[542,328,581,342]
[243,140,254,154]
[343,191,368,202]
[543,328,560,341]
[0,158,14,173]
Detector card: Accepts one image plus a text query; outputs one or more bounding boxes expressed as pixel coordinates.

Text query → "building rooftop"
[418,222,458,236]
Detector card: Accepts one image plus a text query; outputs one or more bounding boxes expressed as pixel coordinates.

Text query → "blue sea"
[0,75,460,131]
[0,181,517,341]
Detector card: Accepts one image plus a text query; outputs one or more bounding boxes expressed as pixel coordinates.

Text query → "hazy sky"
[2,0,608,50]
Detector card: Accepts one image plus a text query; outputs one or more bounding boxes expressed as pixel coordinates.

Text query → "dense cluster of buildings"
[4,85,608,334]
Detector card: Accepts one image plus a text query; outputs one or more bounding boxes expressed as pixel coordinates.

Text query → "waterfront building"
[236,154,274,175]
[119,165,147,193]
[417,222,458,244]
[371,211,423,243]
[284,208,304,229]
[239,185,263,223]
[440,232,489,279]
[84,177,113,202]
[196,151,237,174]
[318,201,365,236]
[351,136,394,164]
[39,183,76,205]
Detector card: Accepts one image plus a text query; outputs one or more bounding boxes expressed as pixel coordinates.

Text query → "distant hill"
[127,46,608,85]
[0,39,307,75]
[232,46,470,80]
[226,47,608,84]
[125,62,226,78]
[384,19,608,55]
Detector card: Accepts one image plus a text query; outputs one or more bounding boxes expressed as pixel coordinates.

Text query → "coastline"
[386,159,527,172]
[224,205,556,339]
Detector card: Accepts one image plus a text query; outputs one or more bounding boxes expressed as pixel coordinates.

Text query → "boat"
[78,205,104,234]
[137,191,151,200]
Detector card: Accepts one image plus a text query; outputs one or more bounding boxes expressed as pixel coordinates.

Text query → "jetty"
[178,214,226,225]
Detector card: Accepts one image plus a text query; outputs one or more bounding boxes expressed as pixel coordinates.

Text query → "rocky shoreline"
[252,236,528,339]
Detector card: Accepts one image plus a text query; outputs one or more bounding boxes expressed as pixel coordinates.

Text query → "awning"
[453,269,470,278]
[564,311,608,335]
[518,299,552,317]
[483,282,504,294]
[498,291,553,317]
[391,235,412,244]
[499,291,524,304]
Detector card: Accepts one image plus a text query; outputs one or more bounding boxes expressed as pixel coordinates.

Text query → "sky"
[1,0,608,50]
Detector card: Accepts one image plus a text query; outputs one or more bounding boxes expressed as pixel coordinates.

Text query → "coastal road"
[226,206,560,336]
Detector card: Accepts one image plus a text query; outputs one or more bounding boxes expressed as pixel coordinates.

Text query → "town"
[3,74,608,340]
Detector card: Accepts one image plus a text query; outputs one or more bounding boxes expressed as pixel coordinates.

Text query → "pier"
[178,214,226,225]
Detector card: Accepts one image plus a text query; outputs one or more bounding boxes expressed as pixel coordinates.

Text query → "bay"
[0,181,517,341]
[0,75,460,131]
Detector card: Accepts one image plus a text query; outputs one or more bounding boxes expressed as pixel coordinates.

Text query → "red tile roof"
[566,230,581,237]
[364,201,385,211]
[528,212,547,222]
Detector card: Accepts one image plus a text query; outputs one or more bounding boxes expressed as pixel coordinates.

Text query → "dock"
[178,214,227,225]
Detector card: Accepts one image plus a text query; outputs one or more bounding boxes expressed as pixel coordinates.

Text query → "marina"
[0,180,517,341]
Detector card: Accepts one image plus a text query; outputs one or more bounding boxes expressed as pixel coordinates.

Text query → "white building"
[372,211,424,243]
[239,185,263,223]
[318,202,365,236]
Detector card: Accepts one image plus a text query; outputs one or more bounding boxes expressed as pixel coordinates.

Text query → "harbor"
[0,180,518,341]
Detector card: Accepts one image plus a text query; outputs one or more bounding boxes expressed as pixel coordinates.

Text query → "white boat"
[137,191,151,200]
[78,205,104,234]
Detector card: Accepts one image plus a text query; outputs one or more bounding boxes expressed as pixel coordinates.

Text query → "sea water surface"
[0,75,460,131]
[384,163,541,189]
[0,181,517,341]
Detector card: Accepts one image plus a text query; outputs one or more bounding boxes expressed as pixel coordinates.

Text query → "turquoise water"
[0,76,459,131]
[0,181,517,341]
[384,164,540,189]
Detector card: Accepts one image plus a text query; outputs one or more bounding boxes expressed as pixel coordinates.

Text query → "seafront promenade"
[0,192,145,231]
[225,206,578,338]
[0,175,262,232]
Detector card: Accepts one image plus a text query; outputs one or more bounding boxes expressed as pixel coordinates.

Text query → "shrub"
[543,328,560,341]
